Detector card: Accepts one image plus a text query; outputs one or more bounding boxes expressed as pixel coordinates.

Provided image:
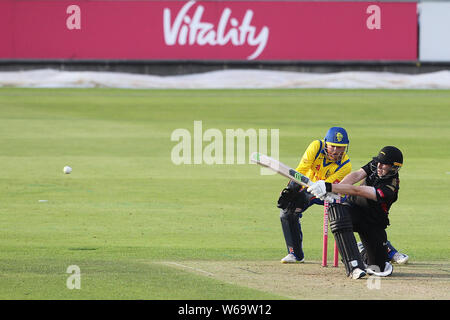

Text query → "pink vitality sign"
[0,0,417,60]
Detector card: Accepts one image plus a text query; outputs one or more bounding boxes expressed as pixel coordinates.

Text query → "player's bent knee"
[328,203,353,233]
[327,204,365,276]
[280,209,289,219]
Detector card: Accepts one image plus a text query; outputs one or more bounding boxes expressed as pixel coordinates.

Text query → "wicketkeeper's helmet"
[324,127,350,147]
[323,127,349,162]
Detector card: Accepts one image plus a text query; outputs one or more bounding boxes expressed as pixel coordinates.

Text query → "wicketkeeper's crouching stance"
[277,127,352,264]
[308,146,404,279]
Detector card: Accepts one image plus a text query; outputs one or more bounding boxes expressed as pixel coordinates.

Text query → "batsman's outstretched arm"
[308,180,377,201]
[340,168,367,185]
[329,183,377,201]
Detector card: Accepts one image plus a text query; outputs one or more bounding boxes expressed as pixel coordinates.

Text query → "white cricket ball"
[63,166,72,174]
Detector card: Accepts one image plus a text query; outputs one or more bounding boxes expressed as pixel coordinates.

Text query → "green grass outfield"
[0,88,449,299]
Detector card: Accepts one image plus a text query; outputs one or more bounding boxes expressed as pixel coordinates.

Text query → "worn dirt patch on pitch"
[158,260,450,300]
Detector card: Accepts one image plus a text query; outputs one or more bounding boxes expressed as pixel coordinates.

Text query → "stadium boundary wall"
[0,0,449,75]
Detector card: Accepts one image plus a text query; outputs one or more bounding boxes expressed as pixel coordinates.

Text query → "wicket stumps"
[322,201,339,267]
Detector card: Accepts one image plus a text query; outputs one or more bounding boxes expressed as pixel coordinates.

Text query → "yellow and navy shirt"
[295,140,351,184]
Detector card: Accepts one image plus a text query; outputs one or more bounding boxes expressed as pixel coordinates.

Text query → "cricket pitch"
[158,260,450,300]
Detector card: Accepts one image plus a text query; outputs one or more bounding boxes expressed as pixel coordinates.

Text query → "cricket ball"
[63,166,72,174]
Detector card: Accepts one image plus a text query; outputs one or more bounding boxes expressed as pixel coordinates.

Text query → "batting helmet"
[373,146,403,167]
[372,146,403,177]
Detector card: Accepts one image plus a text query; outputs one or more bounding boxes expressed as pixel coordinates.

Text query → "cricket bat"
[250,152,312,188]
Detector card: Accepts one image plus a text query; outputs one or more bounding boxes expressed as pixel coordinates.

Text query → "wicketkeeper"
[308,146,404,278]
[277,127,352,263]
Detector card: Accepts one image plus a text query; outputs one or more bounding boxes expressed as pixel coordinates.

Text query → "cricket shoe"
[280,253,304,264]
[366,262,393,277]
[391,252,409,264]
[350,268,366,280]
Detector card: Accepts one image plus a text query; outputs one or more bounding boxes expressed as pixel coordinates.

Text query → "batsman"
[308,146,404,277]
[277,127,407,278]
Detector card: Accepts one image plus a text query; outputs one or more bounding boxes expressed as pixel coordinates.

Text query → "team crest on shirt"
[336,132,343,142]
